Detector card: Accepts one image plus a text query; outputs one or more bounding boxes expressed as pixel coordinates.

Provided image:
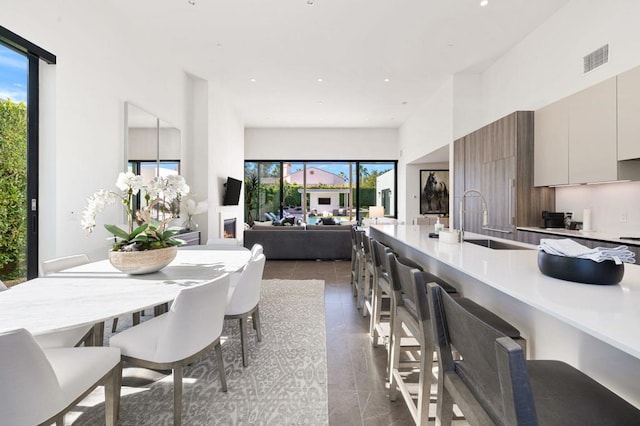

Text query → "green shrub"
[0,99,27,278]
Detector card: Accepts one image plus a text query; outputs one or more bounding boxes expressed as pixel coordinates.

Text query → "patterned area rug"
[70,279,327,425]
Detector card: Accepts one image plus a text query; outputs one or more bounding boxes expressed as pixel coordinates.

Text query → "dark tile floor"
[262,260,414,426]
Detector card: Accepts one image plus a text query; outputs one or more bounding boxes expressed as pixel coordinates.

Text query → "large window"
[244,160,397,225]
[0,26,56,284]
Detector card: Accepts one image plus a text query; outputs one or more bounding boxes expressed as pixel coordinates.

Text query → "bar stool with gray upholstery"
[388,254,524,425]
[360,232,376,317]
[427,283,640,425]
[349,225,359,297]
[353,229,373,315]
[368,238,442,347]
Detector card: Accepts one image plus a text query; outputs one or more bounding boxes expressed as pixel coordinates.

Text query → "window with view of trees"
[244,161,396,225]
[0,26,56,284]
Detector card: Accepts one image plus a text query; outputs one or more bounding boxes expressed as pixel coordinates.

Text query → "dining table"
[0,247,251,345]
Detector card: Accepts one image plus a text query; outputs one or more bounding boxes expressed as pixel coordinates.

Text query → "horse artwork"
[420,170,449,215]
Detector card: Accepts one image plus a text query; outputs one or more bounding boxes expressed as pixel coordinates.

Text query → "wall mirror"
[125,102,181,217]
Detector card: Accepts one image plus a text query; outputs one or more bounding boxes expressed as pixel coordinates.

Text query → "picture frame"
[420,169,450,215]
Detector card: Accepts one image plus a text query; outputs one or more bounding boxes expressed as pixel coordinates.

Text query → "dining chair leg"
[173,365,183,426]
[214,342,228,392]
[252,306,262,342]
[105,362,122,426]
[240,316,250,367]
[92,322,105,346]
[133,311,141,326]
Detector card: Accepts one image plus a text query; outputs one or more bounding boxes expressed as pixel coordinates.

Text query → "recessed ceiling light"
[402,101,408,105]
[480,0,489,6]
[383,78,390,83]
[317,78,324,82]
[307,0,314,5]
[187,0,196,5]
[250,78,257,83]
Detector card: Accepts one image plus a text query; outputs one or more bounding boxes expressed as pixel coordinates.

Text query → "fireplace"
[223,217,237,239]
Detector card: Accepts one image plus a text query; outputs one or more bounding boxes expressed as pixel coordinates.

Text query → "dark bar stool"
[389,255,523,425]
[368,238,394,347]
[427,283,640,425]
[369,239,459,383]
[349,225,359,297]
[360,233,376,317]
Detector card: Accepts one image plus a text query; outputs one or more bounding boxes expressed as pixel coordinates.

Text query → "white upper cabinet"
[534,97,569,186]
[568,77,618,184]
[535,65,640,186]
[618,66,640,161]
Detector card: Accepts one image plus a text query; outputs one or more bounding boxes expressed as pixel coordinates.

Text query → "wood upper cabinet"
[618,66,640,161]
[454,111,555,240]
[534,97,569,186]
[568,77,618,184]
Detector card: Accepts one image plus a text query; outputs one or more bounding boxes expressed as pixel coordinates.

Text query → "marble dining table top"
[0,248,251,337]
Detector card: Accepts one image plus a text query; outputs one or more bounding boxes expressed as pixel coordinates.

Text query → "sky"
[0,44,27,104]
[289,162,393,178]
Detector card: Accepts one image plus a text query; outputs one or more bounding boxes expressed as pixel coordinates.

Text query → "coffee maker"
[542,211,566,228]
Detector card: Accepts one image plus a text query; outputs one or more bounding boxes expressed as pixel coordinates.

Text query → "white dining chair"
[40,253,91,276]
[109,274,230,426]
[250,243,263,259]
[225,253,266,367]
[0,328,121,426]
[206,237,240,245]
[39,254,95,348]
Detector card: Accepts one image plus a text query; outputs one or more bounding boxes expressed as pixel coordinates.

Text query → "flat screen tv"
[222,176,242,206]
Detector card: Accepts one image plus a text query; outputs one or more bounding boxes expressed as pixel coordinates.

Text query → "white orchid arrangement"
[82,172,190,251]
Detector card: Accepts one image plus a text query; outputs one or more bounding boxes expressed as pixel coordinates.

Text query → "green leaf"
[130,235,150,243]
[104,224,130,240]
[130,223,148,237]
[167,238,185,246]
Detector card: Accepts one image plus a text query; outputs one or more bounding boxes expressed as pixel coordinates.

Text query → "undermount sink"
[464,239,532,250]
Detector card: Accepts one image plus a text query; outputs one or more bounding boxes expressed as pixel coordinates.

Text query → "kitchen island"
[370,224,640,408]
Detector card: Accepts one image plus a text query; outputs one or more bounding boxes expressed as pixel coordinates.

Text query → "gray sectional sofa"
[243,225,352,260]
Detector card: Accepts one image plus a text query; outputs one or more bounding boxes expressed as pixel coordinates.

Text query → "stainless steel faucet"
[459,189,489,242]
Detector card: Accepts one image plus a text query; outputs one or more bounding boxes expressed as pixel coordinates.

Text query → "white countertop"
[518,226,640,246]
[371,224,640,360]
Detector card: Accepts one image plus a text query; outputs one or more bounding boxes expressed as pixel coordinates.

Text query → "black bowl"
[537,251,624,285]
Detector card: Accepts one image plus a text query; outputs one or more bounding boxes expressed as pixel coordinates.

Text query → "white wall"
[208,81,245,242]
[182,74,210,239]
[397,80,454,223]
[477,0,640,235]
[480,0,640,126]
[245,128,397,160]
[4,2,240,262]
[399,0,640,235]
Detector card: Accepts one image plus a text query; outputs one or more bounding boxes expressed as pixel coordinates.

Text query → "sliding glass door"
[358,162,396,219]
[245,160,396,224]
[1,26,56,284]
[0,43,28,286]
[244,162,282,224]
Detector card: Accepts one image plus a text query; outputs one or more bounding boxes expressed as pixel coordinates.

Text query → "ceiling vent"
[583,44,609,74]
